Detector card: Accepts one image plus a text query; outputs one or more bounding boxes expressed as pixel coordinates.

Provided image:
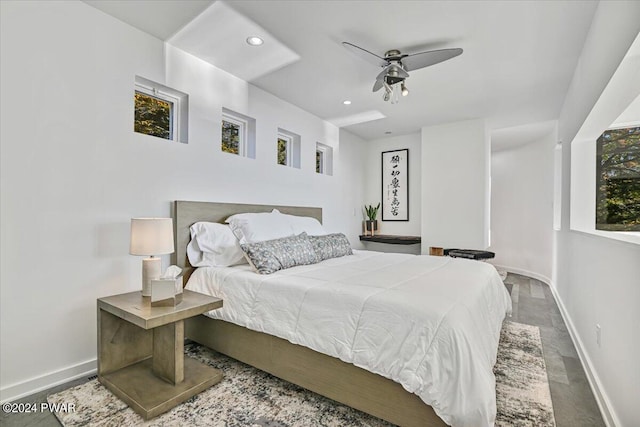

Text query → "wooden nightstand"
[97,290,223,420]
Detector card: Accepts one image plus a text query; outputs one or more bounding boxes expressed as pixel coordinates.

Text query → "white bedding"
[186,250,512,427]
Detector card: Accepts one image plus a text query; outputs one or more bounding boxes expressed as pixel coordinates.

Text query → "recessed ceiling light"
[246,36,264,46]
[343,100,352,105]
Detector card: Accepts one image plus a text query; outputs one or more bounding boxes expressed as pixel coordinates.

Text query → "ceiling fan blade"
[372,78,384,92]
[402,48,463,71]
[376,67,389,82]
[343,42,389,67]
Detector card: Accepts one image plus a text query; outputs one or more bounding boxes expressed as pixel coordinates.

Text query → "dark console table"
[359,235,421,245]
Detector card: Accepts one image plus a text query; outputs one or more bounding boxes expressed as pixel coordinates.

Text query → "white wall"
[490,132,555,283]
[555,2,640,426]
[0,1,365,401]
[339,129,367,250]
[421,119,490,252]
[361,133,421,254]
[363,133,422,235]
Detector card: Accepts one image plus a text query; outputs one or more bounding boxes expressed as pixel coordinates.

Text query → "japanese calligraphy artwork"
[381,149,409,221]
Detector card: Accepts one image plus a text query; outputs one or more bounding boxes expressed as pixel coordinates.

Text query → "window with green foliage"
[277,128,300,168]
[134,92,172,140]
[595,126,640,231]
[133,76,188,143]
[315,142,333,175]
[221,109,255,158]
[222,118,242,155]
[277,137,289,165]
[316,149,324,173]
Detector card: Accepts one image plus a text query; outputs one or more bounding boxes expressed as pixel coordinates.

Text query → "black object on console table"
[444,249,495,260]
[359,235,421,245]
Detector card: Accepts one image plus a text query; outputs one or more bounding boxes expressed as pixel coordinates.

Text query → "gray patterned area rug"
[48,321,554,427]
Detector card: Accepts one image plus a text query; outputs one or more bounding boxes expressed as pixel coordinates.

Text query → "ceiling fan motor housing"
[385,74,405,85]
[384,62,407,86]
[384,49,403,59]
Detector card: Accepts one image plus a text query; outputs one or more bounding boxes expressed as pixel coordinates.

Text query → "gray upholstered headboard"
[172,201,322,282]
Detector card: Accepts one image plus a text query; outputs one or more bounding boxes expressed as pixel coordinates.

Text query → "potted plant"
[364,203,380,236]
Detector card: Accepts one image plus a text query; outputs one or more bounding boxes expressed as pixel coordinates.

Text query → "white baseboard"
[491,264,552,286]
[0,359,97,404]
[547,285,620,427]
[496,264,619,427]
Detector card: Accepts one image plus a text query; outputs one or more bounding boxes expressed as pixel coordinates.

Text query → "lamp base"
[142,257,162,297]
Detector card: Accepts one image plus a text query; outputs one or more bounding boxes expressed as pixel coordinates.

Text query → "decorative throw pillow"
[308,233,353,261]
[241,233,319,274]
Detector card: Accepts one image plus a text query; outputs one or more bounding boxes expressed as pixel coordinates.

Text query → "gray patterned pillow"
[308,233,353,261]
[240,233,319,274]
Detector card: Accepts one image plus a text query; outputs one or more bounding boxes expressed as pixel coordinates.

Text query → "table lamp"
[129,218,175,296]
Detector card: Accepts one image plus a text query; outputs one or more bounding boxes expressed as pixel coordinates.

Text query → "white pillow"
[187,222,246,267]
[225,209,295,244]
[278,212,327,236]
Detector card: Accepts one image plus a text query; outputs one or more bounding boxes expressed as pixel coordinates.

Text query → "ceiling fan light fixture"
[401,82,409,97]
[391,83,401,104]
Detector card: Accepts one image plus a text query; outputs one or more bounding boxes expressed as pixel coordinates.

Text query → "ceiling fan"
[342,42,463,103]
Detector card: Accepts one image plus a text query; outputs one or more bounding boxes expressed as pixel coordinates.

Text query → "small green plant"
[364,203,380,221]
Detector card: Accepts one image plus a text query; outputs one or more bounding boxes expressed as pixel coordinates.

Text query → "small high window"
[316,149,324,173]
[134,76,188,143]
[315,142,333,176]
[595,126,640,231]
[222,115,246,156]
[221,108,256,158]
[277,128,301,168]
[278,135,291,166]
[134,92,172,139]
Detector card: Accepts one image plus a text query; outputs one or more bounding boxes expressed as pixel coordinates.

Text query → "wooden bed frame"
[173,200,446,427]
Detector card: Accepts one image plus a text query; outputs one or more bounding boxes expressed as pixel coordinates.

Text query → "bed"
[173,200,512,427]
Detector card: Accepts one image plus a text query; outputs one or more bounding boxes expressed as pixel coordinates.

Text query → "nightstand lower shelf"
[99,357,222,420]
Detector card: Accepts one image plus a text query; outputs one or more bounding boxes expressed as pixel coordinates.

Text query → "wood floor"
[1,273,605,427]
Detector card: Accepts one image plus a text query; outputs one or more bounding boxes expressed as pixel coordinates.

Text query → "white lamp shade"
[129,218,175,256]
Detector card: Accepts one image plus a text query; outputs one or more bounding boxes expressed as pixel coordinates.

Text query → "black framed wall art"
[381,148,409,221]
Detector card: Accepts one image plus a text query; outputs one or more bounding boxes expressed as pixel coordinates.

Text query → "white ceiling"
[168,2,300,82]
[83,0,213,40]
[84,0,600,145]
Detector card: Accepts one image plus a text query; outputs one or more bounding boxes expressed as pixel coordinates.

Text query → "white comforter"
[186,250,512,427]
